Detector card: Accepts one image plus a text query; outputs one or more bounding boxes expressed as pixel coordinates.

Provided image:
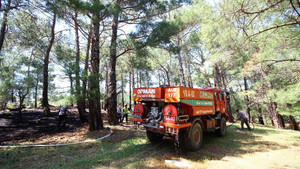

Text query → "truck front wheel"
[146,130,164,143]
[216,117,226,137]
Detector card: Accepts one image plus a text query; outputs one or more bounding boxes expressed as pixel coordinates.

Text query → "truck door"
[219,92,225,113]
[214,92,221,112]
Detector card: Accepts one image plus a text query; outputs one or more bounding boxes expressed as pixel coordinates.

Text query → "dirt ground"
[0,107,114,145]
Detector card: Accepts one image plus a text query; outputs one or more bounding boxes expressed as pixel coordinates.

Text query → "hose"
[226,121,236,128]
[227,120,255,130]
[0,129,113,149]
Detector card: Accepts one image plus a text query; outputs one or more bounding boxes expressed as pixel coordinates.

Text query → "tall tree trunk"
[147,71,150,87]
[271,102,283,128]
[136,70,139,88]
[88,6,103,130]
[107,1,119,125]
[243,77,251,123]
[42,12,56,116]
[18,90,28,123]
[104,61,108,110]
[132,70,135,89]
[11,90,14,102]
[289,115,298,130]
[261,68,283,129]
[177,38,186,87]
[158,71,161,86]
[266,101,282,128]
[74,11,88,123]
[132,69,135,107]
[139,70,142,87]
[279,114,285,128]
[0,0,10,54]
[11,71,15,102]
[121,73,124,107]
[18,94,23,123]
[35,76,38,108]
[186,56,193,88]
[34,66,42,109]
[214,64,222,88]
[69,75,74,106]
[160,67,170,86]
[136,70,138,87]
[257,107,264,125]
[198,48,211,87]
[204,69,212,87]
[271,119,274,126]
[268,110,275,126]
[82,29,91,110]
[129,71,132,110]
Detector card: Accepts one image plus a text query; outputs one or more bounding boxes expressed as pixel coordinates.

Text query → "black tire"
[180,122,203,151]
[216,117,226,137]
[146,130,164,143]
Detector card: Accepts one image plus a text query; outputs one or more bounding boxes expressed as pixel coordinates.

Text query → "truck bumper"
[160,122,191,129]
[131,118,192,135]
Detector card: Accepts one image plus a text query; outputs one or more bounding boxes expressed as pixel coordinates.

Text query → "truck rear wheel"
[146,130,164,143]
[180,122,203,151]
[216,117,226,137]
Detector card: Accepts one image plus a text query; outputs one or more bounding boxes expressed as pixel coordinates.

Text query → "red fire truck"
[130,86,230,151]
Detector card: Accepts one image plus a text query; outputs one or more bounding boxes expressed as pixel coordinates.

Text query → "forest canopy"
[0,0,299,130]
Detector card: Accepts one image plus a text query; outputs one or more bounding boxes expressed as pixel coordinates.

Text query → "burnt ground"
[0,107,112,145]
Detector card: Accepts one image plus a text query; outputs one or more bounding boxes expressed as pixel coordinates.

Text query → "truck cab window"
[214,92,219,101]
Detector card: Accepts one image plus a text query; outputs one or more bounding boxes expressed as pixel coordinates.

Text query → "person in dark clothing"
[58,105,68,129]
[236,109,251,130]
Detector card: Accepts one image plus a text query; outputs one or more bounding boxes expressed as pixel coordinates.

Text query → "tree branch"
[157,62,168,74]
[241,0,285,15]
[246,21,299,40]
[116,48,134,59]
[290,0,300,17]
[260,58,300,64]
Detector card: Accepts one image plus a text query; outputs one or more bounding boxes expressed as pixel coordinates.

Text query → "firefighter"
[236,109,251,130]
[121,104,129,124]
[58,105,68,129]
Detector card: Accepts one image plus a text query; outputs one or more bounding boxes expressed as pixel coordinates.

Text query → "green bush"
[6,102,25,110]
[6,102,19,109]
